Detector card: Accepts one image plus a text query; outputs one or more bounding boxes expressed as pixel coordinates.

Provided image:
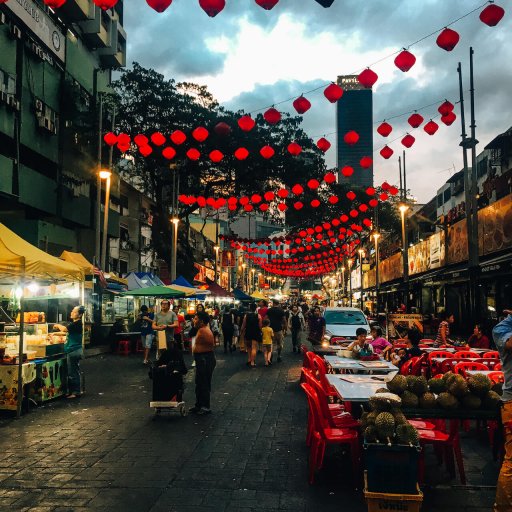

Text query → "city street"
[0,343,499,512]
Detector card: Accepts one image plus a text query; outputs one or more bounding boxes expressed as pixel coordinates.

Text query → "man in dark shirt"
[308,306,326,345]
[267,301,287,362]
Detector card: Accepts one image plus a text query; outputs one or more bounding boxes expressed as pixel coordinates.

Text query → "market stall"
[0,223,84,416]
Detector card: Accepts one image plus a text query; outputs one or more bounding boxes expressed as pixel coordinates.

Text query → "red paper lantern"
[104,132,117,146]
[238,115,255,132]
[357,68,378,88]
[359,204,368,212]
[323,83,343,103]
[394,49,416,72]
[117,133,131,146]
[260,145,275,159]
[287,142,302,156]
[349,209,358,218]
[369,199,378,208]
[134,134,148,147]
[214,122,231,136]
[381,182,390,191]
[379,192,389,201]
[264,107,281,124]
[192,126,209,142]
[93,0,117,10]
[291,184,303,195]
[197,197,207,207]
[377,122,392,137]
[260,203,269,212]
[323,172,336,184]
[162,147,177,160]
[150,132,166,146]
[234,147,249,160]
[277,188,289,199]
[251,194,262,204]
[360,156,373,169]
[436,28,460,51]
[380,145,394,159]
[408,112,424,129]
[244,204,254,212]
[344,130,359,145]
[240,196,250,206]
[389,186,399,196]
[264,191,275,201]
[44,0,67,7]
[340,214,349,222]
[294,201,304,210]
[346,191,356,201]
[438,100,454,116]
[366,187,376,196]
[278,203,287,212]
[187,148,201,160]
[316,137,331,152]
[117,143,130,153]
[147,0,172,12]
[363,218,373,228]
[139,145,153,157]
[292,95,311,114]
[307,179,320,189]
[480,4,505,26]
[341,166,354,177]
[441,111,457,126]
[423,120,439,135]
[311,199,320,208]
[209,150,224,163]
[401,134,415,148]
[199,0,225,17]
[328,196,339,205]
[170,130,186,145]
[255,0,279,9]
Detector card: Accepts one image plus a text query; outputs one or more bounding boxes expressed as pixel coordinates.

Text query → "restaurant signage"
[387,313,424,338]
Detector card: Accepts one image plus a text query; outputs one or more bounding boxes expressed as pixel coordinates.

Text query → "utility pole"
[95,94,103,267]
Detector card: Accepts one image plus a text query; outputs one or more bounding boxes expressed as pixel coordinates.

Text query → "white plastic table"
[324,355,398,375]
[326,374,390,402]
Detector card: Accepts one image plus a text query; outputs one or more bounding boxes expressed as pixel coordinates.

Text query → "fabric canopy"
[233,288,252,301]
[121,285,185,298]
[251,291,267,300]
[168,284,201,297]
[0,223,83,281]
[126,272,147,290]
[205,278,232,298]
[59,251,94,275]
[172,275,195,288]
[135,272,165,287]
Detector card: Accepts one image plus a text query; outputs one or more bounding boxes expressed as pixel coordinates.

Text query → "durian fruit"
[401,390,420,408]
[462,394,482,410]
[492,381,503,396]
[447,375,470,398]
[364,425,379,443]
[368,393,402,412]
[386,375,408,395]
[366,411,378,425]
[396,423,420,445]
[428,377,445,394]
[419,392,437,409]
[375,412,395,440]
[467,374,492,398]
[442,371,457,387]
[482,390,501,410]
[393,411,408,425]
[437,392,460,409]
[408,376,429,396]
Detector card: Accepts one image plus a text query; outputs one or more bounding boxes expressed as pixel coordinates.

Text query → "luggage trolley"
[149,362,187,417]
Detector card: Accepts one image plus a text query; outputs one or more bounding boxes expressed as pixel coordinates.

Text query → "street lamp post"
[358,249,365,310]
[250,268,255,292]
[399,203,409,311]
[242,263,247,292]
[373,232,381,313]
[99,169,112,271]
[171,217,179,282]
[347,258,354,307]
[214,245,220,285]
[341,266,346,303]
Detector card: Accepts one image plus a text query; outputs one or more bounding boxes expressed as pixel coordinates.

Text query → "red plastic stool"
[117,339,131,355]
[136,338,144,353]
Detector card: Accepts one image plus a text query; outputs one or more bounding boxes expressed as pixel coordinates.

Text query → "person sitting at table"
[347,328,374,357]
[370,326,392,356]
[435,311,455,346]
[391,328,422,367]
[468,324,491,349]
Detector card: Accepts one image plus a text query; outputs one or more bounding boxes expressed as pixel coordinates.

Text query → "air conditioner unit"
[10,25,22,39]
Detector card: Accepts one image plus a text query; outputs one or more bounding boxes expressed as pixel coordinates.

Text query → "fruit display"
[362,392,420,446]
[384,373,501,411]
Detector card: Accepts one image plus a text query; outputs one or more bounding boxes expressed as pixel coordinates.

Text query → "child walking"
[262,318,274,366]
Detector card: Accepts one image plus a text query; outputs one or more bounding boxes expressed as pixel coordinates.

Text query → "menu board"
[408,231,445,276]
[379,252,403,284]
[479,194,512,255]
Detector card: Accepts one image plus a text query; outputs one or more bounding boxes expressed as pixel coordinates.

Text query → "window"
[120,194,129,215]
[437,194,444,207]
[119,259,128,275]
[443,189,451,203]
[324,310,367,326]
[477,157,488,178]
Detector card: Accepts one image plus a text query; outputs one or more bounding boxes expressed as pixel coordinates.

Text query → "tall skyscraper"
[336,75,373,188]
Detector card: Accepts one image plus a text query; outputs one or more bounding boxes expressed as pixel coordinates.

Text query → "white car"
[323,307,371,343]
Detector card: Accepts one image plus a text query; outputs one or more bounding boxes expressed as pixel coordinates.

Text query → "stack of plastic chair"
[117,339,131,355]
[301,382,360,485]
[483,351,500,359]
[454,351,479,359]
[453,361,489,377]
[428,351,453,377]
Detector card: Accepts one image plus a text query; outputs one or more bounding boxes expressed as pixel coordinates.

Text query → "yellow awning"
[60,251,94,275]
[106,273,128,286]
[0,223,84,281]
[251,291,267,300]
[168,284,208,296]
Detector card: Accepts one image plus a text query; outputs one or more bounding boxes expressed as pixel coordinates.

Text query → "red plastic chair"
[117,339,131,355]
[428,351,453,362]
[429,351,453,376]
[411,353,428,376]
[400,357,416,376]
[418,420,466,485]
[301,383,360,485]
[420,339,435,345]
[483,351,500,359]
[453,361,489,377]
[486,371,504,384]
[454,351,479,359]
[306,350,317,369]
[495,362,502,371]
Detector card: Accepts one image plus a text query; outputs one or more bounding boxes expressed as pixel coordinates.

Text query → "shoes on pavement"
[197,407,212,415]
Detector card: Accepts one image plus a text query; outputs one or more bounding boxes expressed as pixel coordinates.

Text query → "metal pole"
[375,235,380,313]
[101,175,111,271]
[401,207,409,311]
[398,156,403,201]
[95,95,103,266]
[359,252,364,310]
[469,48,479,267]
[348,261,353,307]
[402,151,407,201]
[16,266,25,419]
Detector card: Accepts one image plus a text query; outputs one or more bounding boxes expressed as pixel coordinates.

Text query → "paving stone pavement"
[0,341,500,511]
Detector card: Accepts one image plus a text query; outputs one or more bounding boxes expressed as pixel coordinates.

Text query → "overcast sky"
[124,0,511,203]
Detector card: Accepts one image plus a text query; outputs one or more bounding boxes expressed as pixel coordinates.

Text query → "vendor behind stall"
[53,305,85,399]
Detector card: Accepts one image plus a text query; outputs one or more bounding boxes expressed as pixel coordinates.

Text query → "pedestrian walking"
[221,306,235,353]
[308,306,326,345]
[493,309,512,511]
[173,305,185,350]
[261,318,274,366]
[240,302,262,367]
[267,300,287,362]
[139,305,154,364]
[189,311,216,416]
[53,305,85,399]
[152,300,179,350]
[288,304,306,353]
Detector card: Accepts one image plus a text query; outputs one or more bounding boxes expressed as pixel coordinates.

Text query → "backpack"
[291,313,302,330]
